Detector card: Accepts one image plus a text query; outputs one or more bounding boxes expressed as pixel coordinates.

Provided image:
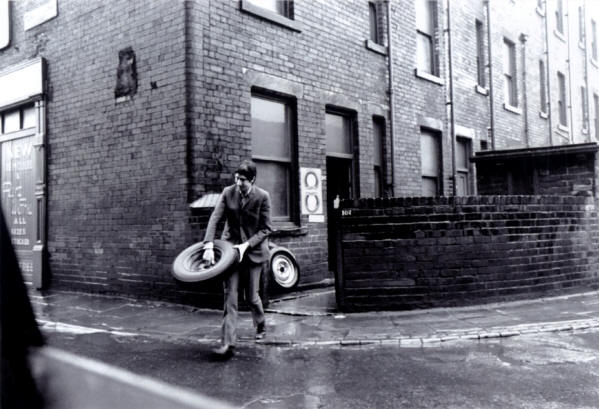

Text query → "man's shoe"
[255,322,266,340]
[212,344,235,357]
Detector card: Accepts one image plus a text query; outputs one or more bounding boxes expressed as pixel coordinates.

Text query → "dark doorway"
[326,156,353,271]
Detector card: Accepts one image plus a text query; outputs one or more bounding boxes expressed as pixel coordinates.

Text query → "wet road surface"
[45,328,599,409]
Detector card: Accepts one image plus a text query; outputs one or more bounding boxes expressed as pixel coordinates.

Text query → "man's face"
[235,173,253,195]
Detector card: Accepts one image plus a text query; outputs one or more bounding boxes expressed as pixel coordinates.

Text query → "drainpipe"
[484,0,496,150]
[386,0,396,196]
[446,0,457,195]
[544,0,554,145]
[520,34,530,147]
[566,1,574,141]
[583,1,591,141]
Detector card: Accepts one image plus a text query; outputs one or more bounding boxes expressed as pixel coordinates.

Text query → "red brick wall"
[337,196,599,311]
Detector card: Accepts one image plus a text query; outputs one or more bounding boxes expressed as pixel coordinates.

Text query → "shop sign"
[0,58,44,109]
[0,0,8,50]
[24,0,57,31]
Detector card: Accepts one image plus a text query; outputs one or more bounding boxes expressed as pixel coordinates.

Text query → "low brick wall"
[336,196,599,312]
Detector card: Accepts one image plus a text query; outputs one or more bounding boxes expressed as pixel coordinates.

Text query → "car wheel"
[270,250,299,289]
[172,239,237,282]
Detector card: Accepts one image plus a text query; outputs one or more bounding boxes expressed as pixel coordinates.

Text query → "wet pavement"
[31,287,599,348]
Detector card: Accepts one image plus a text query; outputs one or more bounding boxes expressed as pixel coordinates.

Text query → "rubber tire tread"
[172,239,237,282]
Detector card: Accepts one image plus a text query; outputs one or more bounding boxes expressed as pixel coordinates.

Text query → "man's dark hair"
[236,160,257,181]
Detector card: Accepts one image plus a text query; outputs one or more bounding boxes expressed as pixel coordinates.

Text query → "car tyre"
[269,248,300,290]
[172,239,237,282]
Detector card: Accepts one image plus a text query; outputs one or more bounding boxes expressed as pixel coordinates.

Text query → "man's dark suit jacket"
[204,184,273,263]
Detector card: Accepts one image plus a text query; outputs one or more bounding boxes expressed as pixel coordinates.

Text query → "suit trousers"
[221,259,265,346]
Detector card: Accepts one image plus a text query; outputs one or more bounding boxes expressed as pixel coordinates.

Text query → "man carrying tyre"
[202,159,272,357]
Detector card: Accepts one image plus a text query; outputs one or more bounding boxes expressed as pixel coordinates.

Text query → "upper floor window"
[246,0,292,18]
[369,2,382,45]
[475,19,486,88]
[579,6,585,45]
[251,93,296,222]
[594,93,599,139]
[592,20,598,61]
[539,59,547,114]
[557,71,567,126]
[581,86,589,132]
[415,0,438,76]
[503,38,518,107]
[556,0,564,34]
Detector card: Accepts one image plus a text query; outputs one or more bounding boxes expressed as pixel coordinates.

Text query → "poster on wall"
[1,136,36,280]
[300,167,324,222]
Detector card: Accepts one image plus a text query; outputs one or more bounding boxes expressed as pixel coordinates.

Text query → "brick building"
[1,0,598,306]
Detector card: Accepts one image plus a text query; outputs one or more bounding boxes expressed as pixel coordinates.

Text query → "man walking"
[202,160,272,357]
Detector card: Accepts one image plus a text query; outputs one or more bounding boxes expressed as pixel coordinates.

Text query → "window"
[251,94,296,221]
[556,0,564,34]
[326,110,357,200]
[581,86,589,132]
[456,138,471,196]
[369,2,382,45]
[0,104,36,134]
[539,59,547,113]
[579,6,585,45]
[372,117,385,197]
[420,129,441,197]
[503,38,518,107]
[246,0,292,18]
[557,71,567,126]
[594,93,599,139]
[415,0,438,76]
[476,20,486,87]
[592,20,598,61]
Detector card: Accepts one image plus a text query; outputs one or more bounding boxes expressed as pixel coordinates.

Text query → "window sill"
[554,29,566,42]
[535,6,545,17]
[503,103,522,115]
[240,0,302,32]
[475,85,489,96]
[414,68,444,86]
[557,123,570,133]
[364,39,387,56]
[271,222,308,237]
[539,111,548,119]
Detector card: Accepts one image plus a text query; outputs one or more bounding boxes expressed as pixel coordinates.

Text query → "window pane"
[374,167,382,198]
[326,113,352,155]
[247,0,284,15]
[421,177,437,197]
[476,20,485,87]
[421,131,439,177]
[369,2,379,43]
[456,139,469,170]
[251,97,290,160]
[416,33,433,73]
[3,110,20,133]
[22,106,36,129]
[255,160,289,218]
[415,0,433,34]
[373,119,384,167]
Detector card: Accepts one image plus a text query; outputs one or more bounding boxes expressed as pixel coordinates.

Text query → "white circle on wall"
[305,194,319,213]
[305,171,318,188]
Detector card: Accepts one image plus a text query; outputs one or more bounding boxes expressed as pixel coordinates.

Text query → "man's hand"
[233,242,250,262]
[202,242,215,265]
